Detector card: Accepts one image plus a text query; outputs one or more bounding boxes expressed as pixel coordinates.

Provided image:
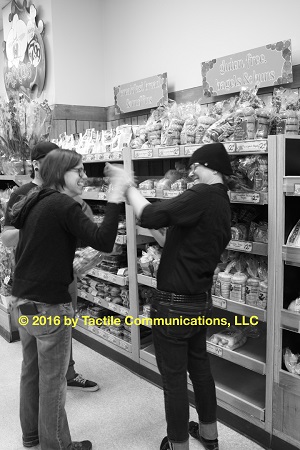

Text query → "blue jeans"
[151,296,218,444]
[12,299,73,450]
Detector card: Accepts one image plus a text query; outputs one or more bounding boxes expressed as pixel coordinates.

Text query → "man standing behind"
[1,141,99,392]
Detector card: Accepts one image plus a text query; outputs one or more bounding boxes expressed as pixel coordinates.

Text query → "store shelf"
[0,174,30,186]
[212,295,267,322]
[226,240,268,255]
[76,317,132,353]
[137,273,157,288]
[279,369,300,392]
[283,176,300,195]
[81,191,107,201]
[207,329,266,375]
[229,191,268,205]
[140,344,265,421]
[281,309,300,332]
[282,245,300,266]
[82,151,123,162]
[210,356,265,421]
[88,268,128,285]
[78,290,130,316]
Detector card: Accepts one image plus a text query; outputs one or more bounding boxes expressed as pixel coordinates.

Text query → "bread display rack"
[74,136,300,449]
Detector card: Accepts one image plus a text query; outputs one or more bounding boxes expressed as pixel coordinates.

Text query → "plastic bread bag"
[73,247,105,277]
[286,219,300,247]
[252,222,268,243]
[283,348,300,375]
[209,326,247,350]
[288,297,300,313]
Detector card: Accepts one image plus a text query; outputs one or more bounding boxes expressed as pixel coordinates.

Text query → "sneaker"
[67,374,99,392]
[72,441,92,450]
[189,422,219,450]
[160,436,171,450]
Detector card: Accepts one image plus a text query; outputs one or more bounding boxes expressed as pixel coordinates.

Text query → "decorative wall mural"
[3,0,46,98]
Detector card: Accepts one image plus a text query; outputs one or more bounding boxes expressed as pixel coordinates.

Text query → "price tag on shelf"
[230,192,261,204]
[158,146,180,157]
[151,278,157,288]
[163,190,184,198]
[223,142,236,153]
[98,193,107,201]
[294,184,300,195]
[119,307,129,316]
[79,290,89,300]
[227,240,253,252]
[212,297,227,309]
[134,149,153,158]
[184,145,200,156]
[119,340,130,351]
[139,189,156,198]
[115,235,127,245]
[235,140,268,152]
[110,151,123,160]
[98,329,107,339]
[83,154,94,162]
[92,297,101,306]
[207,342,223,357]
[107,303,118,312]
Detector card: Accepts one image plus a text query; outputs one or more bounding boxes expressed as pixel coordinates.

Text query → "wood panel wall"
[50,64,300,138]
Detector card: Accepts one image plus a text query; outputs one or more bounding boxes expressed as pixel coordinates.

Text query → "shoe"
[67,374,99,392]
[189,422,219,450]
[160,436,170,450]
[72,441,92,450]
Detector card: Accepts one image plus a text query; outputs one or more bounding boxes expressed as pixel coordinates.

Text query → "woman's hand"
[104,163,135,203]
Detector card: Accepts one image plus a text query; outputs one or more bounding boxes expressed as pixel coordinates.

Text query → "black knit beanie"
[188,142,233,176]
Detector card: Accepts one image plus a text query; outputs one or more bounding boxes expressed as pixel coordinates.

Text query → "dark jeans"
[12,299,73,450]
[151,295,218,444]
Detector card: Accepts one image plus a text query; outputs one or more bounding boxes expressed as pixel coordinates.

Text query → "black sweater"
[140,183,231,295]
[11,189,120,304]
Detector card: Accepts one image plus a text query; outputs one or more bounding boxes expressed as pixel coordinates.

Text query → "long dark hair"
[40,148,82,190]
[10,149,82,219]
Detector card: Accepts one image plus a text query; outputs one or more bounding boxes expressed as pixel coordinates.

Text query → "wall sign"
[202,39,292,97]
[114,73,168,114]
[3,0,46,98]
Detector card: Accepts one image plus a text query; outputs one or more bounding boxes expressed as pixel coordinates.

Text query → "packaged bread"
[286,219,300,247]
[255,107,272,139]
[288,297,300,313]
[209,326,247,350]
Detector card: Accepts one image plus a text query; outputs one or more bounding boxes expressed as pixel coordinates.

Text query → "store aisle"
[1,336,265,450]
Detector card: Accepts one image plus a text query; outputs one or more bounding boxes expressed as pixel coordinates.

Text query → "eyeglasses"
[69,168,86,177]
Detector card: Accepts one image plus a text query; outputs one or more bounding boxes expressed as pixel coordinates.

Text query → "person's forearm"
[126,186,150,218]
[1,228,20,247]
[150,229,166,247]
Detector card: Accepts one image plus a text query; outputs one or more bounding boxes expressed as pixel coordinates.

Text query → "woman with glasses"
[124,142,233,450]
[9,148,132,450]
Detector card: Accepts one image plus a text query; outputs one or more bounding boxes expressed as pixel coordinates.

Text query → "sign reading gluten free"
[202,39,292,97]
[114,72,168,114]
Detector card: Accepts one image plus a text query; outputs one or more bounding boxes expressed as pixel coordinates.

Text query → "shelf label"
[212,297,227,309]
[151,278,157,288]
[207,342,223,357]
[184,145,200,156]
[134,149,153,158]
[163,190,184,198]
[107,303,118,312]
[294,184,300,195]
[158,146,180,157]
[230,192,261,204]
[119,340,130,351]
[93,296,102,306]
[223,142,236,153]
[79,290,89,300]
[227,240,253,252]
[98,329,107,339]
[119,307,129,316]
[139,189,156,198]
[115,235,127,245]
[110,151,123,160]
[98,192,107,201]
[235,140,268,152]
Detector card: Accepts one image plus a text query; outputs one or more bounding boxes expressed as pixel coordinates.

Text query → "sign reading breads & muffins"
[202,39,292,97]
[114,73,168,114]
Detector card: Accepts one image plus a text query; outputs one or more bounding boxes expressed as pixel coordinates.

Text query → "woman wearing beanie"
[123,142,232,450]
